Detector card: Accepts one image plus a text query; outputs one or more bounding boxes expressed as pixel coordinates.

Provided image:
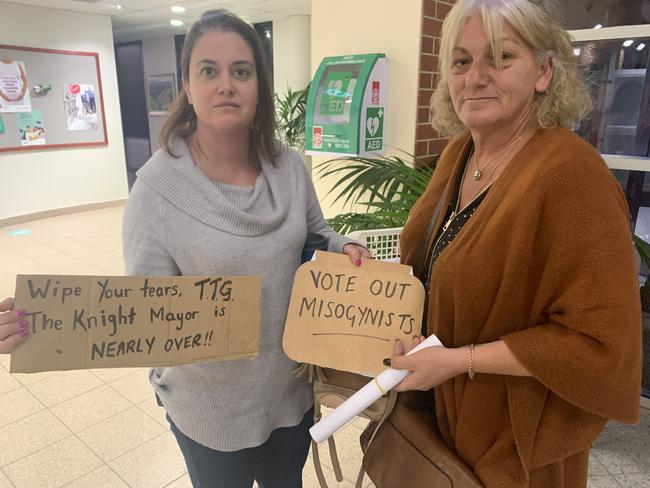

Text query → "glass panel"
[562,0,650,30]
[611,168,650,237]
[614,170,650,398]
[573,38,650,157]
[313,65,361,125]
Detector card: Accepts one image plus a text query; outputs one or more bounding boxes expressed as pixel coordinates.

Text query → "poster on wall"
[18,110,46,146]
[63,83,97,131]
[145,74,176,115]
[0,60,32,113]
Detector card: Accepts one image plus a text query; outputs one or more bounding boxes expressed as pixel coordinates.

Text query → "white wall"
[142,36,176,154]
[0,2,127,221]
[311,0,422,217]
[273,15,311,95]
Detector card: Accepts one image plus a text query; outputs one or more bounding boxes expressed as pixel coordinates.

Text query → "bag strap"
[411,185,449,283]
[311,438,328,488]
[408,185,449,336]
[311,394,344,487]
[313,389,398,488]
[353,390,399,488]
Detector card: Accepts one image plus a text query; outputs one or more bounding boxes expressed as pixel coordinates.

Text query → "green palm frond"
[318,153,436,233]
[275,83,310,152]
[326,212,404,234]
[634,234,650,269]
[315,155,433,208]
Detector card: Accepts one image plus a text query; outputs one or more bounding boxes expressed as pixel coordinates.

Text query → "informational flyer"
[18,110,46,146]
[0,60,31,113]
[63,83,98,131]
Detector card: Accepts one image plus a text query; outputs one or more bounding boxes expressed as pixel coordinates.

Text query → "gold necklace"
[472,133,525,181]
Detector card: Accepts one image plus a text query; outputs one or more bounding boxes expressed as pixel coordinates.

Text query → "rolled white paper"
[309,334,443,444]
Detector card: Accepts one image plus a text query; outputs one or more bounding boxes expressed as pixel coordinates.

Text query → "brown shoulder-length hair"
[160,9,280,166]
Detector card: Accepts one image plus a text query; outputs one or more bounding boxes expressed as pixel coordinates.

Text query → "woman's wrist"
[449,346,471,378]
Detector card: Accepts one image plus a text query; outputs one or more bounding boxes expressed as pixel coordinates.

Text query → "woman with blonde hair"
[383,0,642,486]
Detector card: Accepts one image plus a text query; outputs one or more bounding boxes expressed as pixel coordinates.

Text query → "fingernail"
[20,330,29,338]
[354,258,361,267]
[413,335,419,341]
[383,358,391,366]
[16,309,26,317]
[19,320,28,327]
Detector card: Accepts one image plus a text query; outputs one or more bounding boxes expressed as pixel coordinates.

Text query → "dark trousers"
[167,407,314,488]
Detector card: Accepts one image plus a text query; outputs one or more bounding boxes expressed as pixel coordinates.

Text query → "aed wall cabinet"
[305,53,387,157]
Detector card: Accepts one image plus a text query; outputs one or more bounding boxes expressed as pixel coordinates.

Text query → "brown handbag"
[359,179,483,487]
[360,392,482,488]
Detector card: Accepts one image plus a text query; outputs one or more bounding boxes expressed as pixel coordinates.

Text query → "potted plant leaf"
[315,153,435,234]
[275,83,310,168]
[634,234,650,397]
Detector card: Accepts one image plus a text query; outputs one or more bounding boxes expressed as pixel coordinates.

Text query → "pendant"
[473,169,482,180]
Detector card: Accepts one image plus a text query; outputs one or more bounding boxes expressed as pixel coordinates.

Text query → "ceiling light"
[171,6,186,13]
[170,19,184,27]
[638,43,647,51]
[573,47,581,56]
[594,23,603,29]
[623,39,634,47]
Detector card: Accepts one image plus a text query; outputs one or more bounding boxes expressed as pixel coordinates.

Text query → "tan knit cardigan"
[400,127,642,487]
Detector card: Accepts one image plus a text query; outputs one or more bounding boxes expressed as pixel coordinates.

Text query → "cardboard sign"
[10,274,261,373]
[283,251,425,376]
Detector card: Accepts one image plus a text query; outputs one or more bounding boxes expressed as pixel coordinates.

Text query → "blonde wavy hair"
[430,0,593,136]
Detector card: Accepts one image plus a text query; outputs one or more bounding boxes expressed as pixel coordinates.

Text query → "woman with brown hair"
[120,9,369,488]
[383,0,642,486]
[0,9,370,487]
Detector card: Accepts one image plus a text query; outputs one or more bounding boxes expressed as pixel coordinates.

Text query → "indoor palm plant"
[275,83,310,153]
[635,234,650,313]
[634,234,650,398]
[315,153,435,234]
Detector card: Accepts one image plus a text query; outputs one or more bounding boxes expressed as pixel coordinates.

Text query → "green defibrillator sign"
[364,107,384,152]
[306,53,388,157]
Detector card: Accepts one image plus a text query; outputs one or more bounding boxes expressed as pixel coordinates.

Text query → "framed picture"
[145,74,176,115]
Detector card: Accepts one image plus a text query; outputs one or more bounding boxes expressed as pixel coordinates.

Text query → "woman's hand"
[0,297,29,354]
[388,336,467,392]
[342,243,372,267]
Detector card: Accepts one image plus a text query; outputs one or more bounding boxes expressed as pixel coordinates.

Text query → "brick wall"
[415,0,455,164]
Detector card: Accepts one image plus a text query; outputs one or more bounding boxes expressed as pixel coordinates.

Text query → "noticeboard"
[0,44,108,153]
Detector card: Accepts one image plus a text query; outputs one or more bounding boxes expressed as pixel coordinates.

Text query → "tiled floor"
[0,205,647,488]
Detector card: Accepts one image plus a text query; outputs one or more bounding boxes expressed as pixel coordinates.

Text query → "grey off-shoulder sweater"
[122,139,354,451]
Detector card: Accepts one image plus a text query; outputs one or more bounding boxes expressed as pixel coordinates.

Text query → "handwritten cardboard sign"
[10,274,261,373]
[283,251,425,376]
